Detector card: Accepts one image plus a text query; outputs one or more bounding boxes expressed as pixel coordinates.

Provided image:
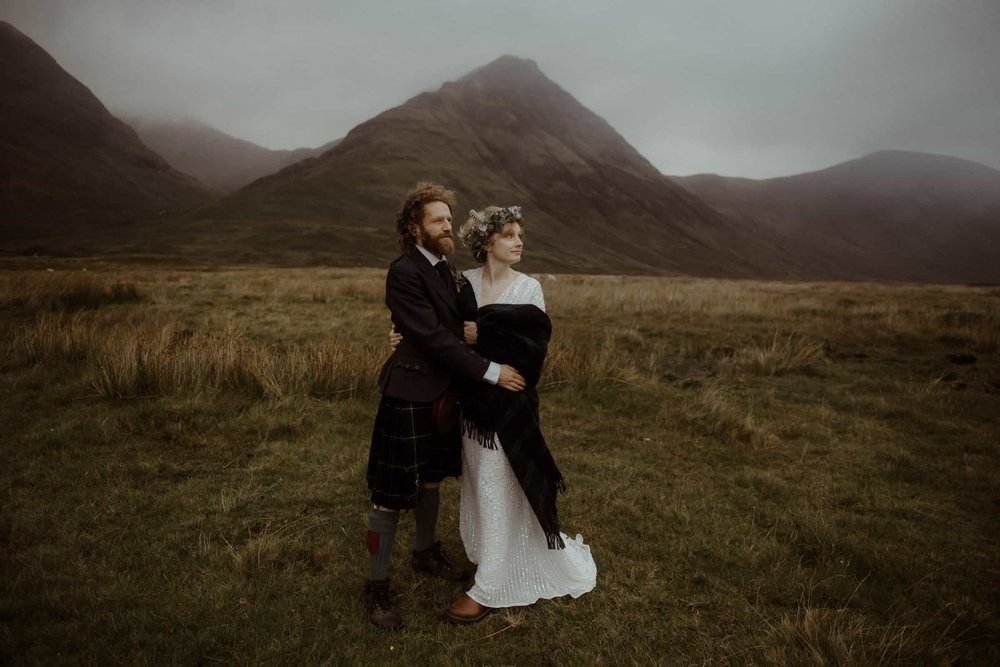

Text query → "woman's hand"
[463,321,478,345]
[388,325,403,351]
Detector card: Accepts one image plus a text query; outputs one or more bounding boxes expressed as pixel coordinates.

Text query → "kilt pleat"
[367,395,462,509]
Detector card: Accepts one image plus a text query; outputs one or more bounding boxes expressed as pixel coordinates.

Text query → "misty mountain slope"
[128,117,341,192]
[0,21,210,241]
[220,56,800,276]
[675,151,1000,283]
[4,20,994,283]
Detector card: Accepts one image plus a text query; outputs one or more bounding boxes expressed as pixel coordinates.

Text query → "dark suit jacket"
[377,252,490,403]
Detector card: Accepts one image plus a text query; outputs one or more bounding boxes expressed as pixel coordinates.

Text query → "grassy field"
[1,259,998,665]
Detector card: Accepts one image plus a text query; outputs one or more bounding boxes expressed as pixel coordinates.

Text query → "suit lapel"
[409,252,458,316]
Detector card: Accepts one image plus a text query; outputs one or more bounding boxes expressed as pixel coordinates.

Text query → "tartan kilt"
[367,395,462,510]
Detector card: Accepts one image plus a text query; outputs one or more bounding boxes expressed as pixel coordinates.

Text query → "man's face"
[415,200,454,256]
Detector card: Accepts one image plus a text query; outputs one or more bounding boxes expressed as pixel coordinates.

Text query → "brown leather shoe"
[364,580,403,630]
[446,593,493,624]
[411,541,467,581]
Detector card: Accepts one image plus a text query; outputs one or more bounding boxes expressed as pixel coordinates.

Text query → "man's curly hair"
[395,182,457,254]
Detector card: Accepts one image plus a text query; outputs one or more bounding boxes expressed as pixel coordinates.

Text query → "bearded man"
[363,182,525,629]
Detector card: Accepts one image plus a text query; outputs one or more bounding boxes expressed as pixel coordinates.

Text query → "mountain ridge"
[673,149,1000,282]
[2,26,997,283]
[127,116,341,192]
[217,55,800,277]
[0,20,210,241]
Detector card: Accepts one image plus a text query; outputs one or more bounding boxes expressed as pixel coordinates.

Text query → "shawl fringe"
[462,418,499,451]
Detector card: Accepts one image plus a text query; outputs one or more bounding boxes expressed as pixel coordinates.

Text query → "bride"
[444,205,597,622]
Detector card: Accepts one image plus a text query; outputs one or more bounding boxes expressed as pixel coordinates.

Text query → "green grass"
[1,261,998,664]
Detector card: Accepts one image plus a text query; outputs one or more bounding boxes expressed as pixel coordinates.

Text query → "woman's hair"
[394,182,457,254]
[459,205,525,263]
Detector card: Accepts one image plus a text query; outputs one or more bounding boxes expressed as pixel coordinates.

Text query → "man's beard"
[419,228,454,257]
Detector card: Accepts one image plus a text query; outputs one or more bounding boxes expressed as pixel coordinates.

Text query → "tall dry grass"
[12,310,652,399]
[543,334,644,391]
[0,272,142,312]
[545,275,1000,353]
[4,272,670,399]
[9,314,384,400]
[12,312,102,363]
[757,605,957,665]
[89,325,385,400]
[681,383,778,448]
[720,331,828,376]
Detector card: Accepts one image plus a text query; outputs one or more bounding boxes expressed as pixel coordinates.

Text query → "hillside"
[0,21,209,243]
[215,56,798,276]
[4,25,996,283]
[128,117,340,192]
[675,151,1000,282]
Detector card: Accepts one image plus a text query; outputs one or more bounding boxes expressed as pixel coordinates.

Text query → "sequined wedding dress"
[459,267,597,608]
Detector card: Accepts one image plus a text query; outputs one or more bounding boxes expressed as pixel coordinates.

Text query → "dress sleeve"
[529,278,546,312]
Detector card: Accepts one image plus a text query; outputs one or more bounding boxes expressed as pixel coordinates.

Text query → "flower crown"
[459,206,523,260]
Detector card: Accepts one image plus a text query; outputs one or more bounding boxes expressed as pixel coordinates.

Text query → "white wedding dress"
[460,267,597,608]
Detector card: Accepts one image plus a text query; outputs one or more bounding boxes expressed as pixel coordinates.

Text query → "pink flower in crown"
[476,223,488,235]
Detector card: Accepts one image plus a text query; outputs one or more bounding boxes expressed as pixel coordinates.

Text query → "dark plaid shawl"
[461,303,566,549]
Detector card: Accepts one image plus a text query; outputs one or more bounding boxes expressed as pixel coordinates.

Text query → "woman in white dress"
[444,205,597,623]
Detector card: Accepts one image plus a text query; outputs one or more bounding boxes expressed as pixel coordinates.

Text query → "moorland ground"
[1,259,998,664]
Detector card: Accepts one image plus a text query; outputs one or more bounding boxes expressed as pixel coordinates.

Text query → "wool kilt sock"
[367,507,399,581]
[413,485,440,552]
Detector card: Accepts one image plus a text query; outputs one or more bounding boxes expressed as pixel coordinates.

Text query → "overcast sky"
[4,0,999,178]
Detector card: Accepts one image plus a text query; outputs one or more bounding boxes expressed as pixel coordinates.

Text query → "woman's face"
[486,222,524,265]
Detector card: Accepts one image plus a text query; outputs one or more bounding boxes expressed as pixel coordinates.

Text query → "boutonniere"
[453,268,469,293]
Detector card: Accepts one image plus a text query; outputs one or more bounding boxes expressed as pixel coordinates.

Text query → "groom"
[364,182,525,630]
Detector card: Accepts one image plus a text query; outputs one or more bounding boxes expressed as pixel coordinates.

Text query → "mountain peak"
[223,51,780,276]
[455,54,546,89]
[475,54,541,74]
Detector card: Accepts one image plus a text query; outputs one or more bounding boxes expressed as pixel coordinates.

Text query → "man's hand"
[498,364,526,392]
[463,321,478,345]
[388,325,403,351]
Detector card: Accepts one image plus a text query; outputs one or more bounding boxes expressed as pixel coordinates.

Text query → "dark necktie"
[434,260,451,287]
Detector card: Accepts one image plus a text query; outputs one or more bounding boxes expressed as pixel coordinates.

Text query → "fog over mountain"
[674,151,1000,283]
[127,117,340,193]
[215,55,800,277]
[2,18,998,283]
[3,0,998,179]
[0,21,208,240]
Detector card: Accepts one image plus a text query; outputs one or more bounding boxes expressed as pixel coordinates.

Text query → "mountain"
[214,55,800,275]
[674,150,1000,283]
[4,26,994,283]
[127,117,341,192]
[0,21,209,243]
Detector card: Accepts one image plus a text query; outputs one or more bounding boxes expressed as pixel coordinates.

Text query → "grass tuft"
[0,272,142,312]
[722,331,828,376]
[758,606,959,665]
[682,383,777,448]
